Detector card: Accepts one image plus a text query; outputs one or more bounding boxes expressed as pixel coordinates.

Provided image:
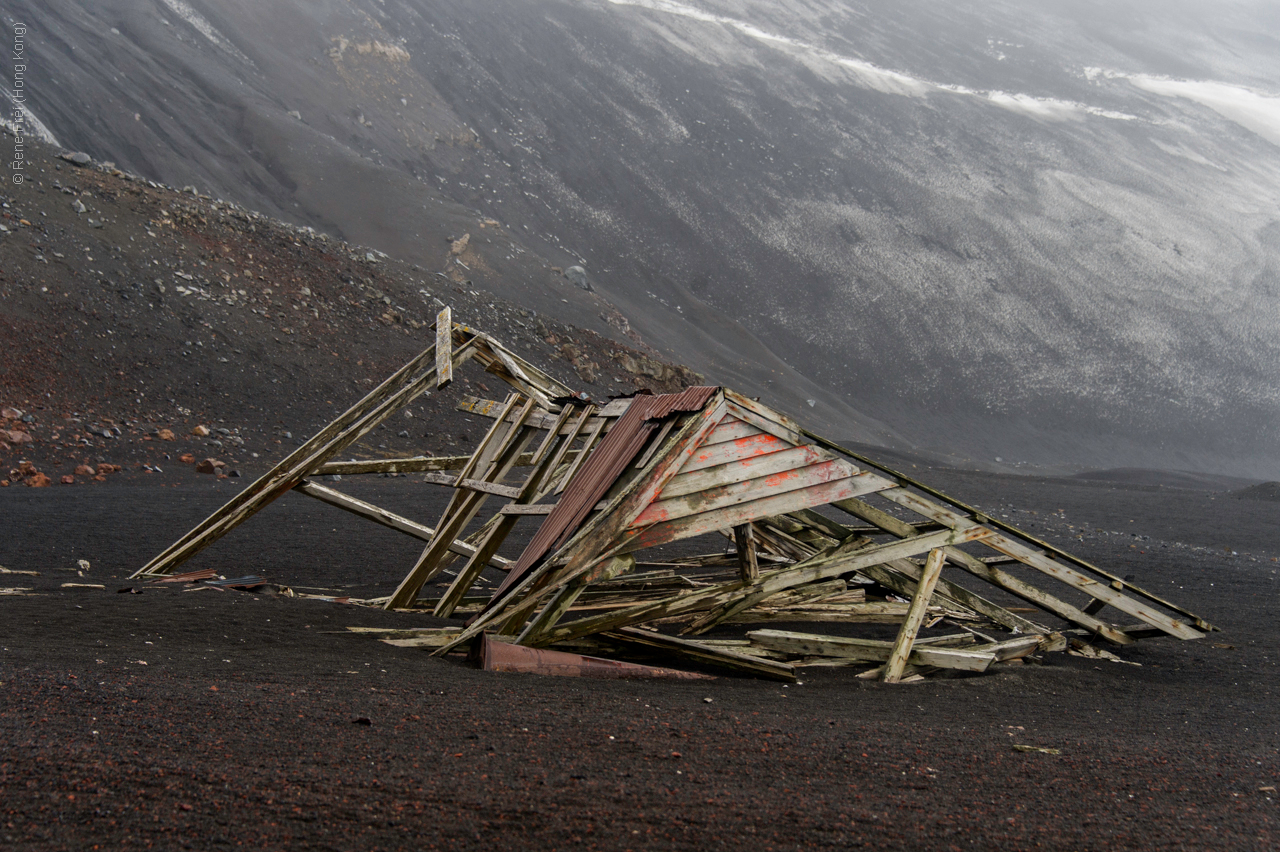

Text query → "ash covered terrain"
[7,0,1280,477]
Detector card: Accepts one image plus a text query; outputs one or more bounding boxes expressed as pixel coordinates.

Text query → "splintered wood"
[134,315,1217,683]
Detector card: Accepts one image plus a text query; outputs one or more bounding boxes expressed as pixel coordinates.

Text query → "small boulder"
[564,265,592,291]
[26,472,51,488]
[191,425,210,437]
[1,407,22,420]
[179,453,196,464]
[157,428,175,441]
[96,463,121,475]
[61,152,92,166]
[74,465,95,476]
[60,474,76,485]
[2,430,31,444]
[195,458,225,475]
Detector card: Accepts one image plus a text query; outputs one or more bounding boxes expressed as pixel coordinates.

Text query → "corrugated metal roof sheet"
[488,387,719,603]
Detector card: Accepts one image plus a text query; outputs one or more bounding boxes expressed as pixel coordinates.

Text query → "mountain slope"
[8,0,1280,476]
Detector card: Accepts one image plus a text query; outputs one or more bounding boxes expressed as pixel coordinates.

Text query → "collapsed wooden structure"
[134,310,1214,682]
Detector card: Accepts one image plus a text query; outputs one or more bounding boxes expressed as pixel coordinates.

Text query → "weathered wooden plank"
[554,408,610,495]
[619,471,894,553]
[723,390,809,444]
[702,417,761,445]
[982,531,1205,640]
[435,422,576,616]
[534,527,987,647]
[419,471,522,498]
[837,494,1132,644]
[805,429,1214,632]
[679,432,794,474]
[386,415,538,609]
[747,629,993,672]
[879,488,1204,641]
[499,503,557,515]
[315,451,579,476]
[435,307,453,388]
[734,524,759,582]
[292,480,509,567]
[133,336,474,578]
[632,459,861,528]
[517,555,636,645]
[862,558,1047,635]
[660,444,833,500]
[438,398,731,651]
[457,395,629,434]
[944,546,1133,645]
[968,635,1046,662]
[602,627,797,682]
[884,549,946,683]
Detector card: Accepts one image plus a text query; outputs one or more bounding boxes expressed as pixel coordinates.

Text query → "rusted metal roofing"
[489,387,719,601]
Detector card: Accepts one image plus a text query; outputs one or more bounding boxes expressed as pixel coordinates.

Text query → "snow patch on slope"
[603,0,1136,121]
[159,0,252,64]
[1,92,60,146]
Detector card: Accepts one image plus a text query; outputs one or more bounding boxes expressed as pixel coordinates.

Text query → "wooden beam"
[804,429,1214,632]
[133,336,479,578]
[878,488,1205,641]
[386,405,538,609]
[747,629,994,673]
[435,307,453,388]
[291,480,508,568]
[602,627,797,682]
[734,524,759,582]
[883,549,946,683]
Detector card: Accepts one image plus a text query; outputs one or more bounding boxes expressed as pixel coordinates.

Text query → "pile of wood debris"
[134,311,1214,683]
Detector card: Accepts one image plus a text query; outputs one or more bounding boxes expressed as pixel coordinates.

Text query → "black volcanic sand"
[2,470,1277,851]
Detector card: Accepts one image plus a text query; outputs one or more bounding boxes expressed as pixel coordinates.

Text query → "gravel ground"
[2,470,1277,851]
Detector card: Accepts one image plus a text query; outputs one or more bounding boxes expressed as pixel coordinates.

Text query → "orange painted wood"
[679,432,792,474]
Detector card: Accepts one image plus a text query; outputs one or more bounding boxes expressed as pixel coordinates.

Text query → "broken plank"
[747,629,994,672]
[884,549,946,683]
[602,627,796,682]
[499,503,557,515]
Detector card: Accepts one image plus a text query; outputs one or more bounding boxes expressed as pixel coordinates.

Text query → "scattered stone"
[179,453,196,464]
[74,465,95,477]
[449,233,471,256]
[96,463,122,475]
[77,560,91,572]
[2,429,31,444]
[191,424,211,437]
[157,428,175,441]
[227,469,241,478]
[60,474,76,485]
[25,472,51,488]
[61,152,92,166]
[71,199,86,214]
[195,458,225,474]
[564,265,592,291]
[1,407,23,419]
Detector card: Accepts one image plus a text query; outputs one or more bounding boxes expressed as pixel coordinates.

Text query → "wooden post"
[883,548,946,683]
[734,523,759,582]
[435,307,453,388]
